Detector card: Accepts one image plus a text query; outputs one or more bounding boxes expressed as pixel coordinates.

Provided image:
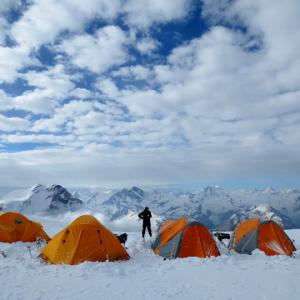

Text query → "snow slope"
[1,213,300,300]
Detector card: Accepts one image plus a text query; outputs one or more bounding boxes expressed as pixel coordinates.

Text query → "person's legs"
[142,224,146,238]
[147,223,152,237]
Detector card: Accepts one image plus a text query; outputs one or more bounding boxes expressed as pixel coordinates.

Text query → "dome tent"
[230,218,296,256]
[41,215,129,265]
[0,212,50,243]
[152,217,220,259]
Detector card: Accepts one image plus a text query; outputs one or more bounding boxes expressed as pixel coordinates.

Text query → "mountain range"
[1,184,300,230]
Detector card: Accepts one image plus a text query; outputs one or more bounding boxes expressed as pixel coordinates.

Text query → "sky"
[0,0,300,189]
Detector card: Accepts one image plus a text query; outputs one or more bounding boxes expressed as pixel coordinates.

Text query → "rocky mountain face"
[102,187,149,220]
[46,185,83,211]
[0,184,83,214]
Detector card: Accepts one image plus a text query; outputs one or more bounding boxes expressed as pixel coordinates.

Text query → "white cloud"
[0,46,34,83]
[0,0,300,187]
[0,1,123,83]
[0,133,75,145]
[13,89,61,115]
[112,65,153,81]
[136,37,160,54]
[275,119,300,146]
[0,0,195,83]
[0,0,194,83]
[0,18,7,45]
[58,26,130,73]
[0,115,31,132]
[69,88,93,100]
[10,0,122,49]
[201,0,300,70]
[0,90,12,111]
[104,20,300,121]
[96,78,120,98]
[0,142,299,187]
[32,100,96,132]
[0,0,21,45]
[31,99,125,134]
[97,77,164,117]
[8,0,192,52]
[123,0,192,28]
[22,64,75,92]
[11,64,75,115]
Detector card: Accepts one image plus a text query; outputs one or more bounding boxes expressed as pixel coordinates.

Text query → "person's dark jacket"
[138,209,152,225]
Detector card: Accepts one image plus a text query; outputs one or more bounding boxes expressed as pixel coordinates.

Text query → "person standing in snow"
[138,207,152,238]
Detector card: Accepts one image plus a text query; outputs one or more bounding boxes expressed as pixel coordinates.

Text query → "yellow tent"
[41,215,129,265]
[0,212,50,243]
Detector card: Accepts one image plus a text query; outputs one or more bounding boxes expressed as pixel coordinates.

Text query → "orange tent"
[230,218,296,256]
[0,212,50,243]
[41,215,129,265]
[152,217,220,259]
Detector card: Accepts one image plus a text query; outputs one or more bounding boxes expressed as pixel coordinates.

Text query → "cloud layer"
[0,0,300,188]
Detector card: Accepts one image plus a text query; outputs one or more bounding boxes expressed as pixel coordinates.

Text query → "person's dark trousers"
[142,223,152,238]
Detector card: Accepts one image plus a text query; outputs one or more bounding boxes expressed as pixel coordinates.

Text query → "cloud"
[57,26,130,73]
[0,0,123,83]
[10,0,122,49]
[0,46,34,83]
[0,142,299,187]
[0,0,300,187]
[201,0,300,69]
[0,0,21,45]
[135,37,160,54]
[31,99,123,133]
[0,133,74,145]
[0,90,13,111]
[69,88,93,100]
[112,65,153,81]
[0,0,194,83]
[0,115,31,132]
[123,0,193,28]
[11,64,75,115]
[8,0,193,51]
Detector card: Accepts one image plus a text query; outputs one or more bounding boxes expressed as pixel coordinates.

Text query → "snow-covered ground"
[1,214,300,300]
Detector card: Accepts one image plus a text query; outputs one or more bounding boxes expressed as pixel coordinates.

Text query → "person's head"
[145,206,149,211]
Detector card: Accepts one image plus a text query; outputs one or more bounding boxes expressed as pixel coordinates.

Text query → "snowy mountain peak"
[31,184,46,192]
[47,184,83,210]
[286,189,300,194]
[102,186,150,220]
[251,204,271,213]
[0,184,83,214]
[104,186,148,206]
[203,186,217,196]
[131,186,145,196]
[201,186,226,198]
[263,187,277,194]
